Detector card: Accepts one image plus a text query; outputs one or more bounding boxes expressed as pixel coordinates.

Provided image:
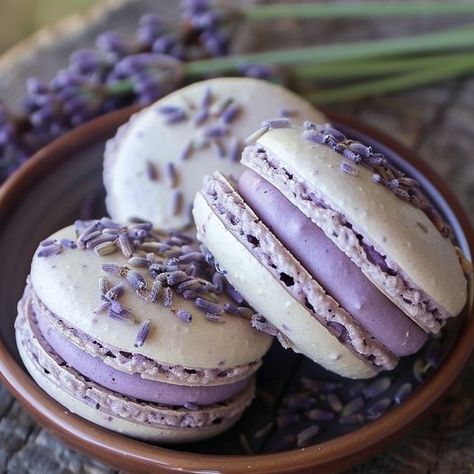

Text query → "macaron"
[104,77,326,230]
[15,218,272,442]
[193,121,469,379]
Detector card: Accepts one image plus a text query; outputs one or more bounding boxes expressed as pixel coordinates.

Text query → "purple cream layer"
[238,170,427,356]
[35,310,248,406]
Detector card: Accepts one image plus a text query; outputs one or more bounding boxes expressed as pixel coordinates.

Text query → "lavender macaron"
[104,77,326,230]
[15,218,272,442]
[193,121,470,379]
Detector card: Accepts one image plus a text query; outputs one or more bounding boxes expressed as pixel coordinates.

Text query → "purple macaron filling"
[238,169,427,356]
[35,310,249,407]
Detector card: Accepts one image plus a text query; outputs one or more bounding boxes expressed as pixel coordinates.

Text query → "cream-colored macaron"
[104,77,326,229]
[16,219,272,442]
[193,121,469,379]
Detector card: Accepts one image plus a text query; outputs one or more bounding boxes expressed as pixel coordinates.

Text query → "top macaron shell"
[104,77,326,229]
[30,225,272,371]
[246,127,467,320]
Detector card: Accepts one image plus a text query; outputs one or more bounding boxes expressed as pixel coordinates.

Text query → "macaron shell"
[104,77,326,229]
[253,128,467,318]
[193,192,376,379]
[30,225,272,370]
[16,328,243,443]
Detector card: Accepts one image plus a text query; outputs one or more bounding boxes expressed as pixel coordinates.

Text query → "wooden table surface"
[0,1,473,472]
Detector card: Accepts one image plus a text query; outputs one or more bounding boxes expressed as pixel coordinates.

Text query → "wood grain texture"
[0,0,473,472]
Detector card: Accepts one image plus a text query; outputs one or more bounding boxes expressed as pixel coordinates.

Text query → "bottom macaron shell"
[193,191,378,379]
[17,338,241,443]
[15,296,254,443]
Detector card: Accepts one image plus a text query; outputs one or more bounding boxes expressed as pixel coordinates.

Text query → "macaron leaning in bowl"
[15,218,272,442]
[103,77,326,230]
[193,120,470,380]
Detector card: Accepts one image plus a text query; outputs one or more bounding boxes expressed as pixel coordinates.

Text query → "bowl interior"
[0,110,472,471]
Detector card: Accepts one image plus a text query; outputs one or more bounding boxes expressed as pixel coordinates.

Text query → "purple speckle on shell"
[340,161,359,177]
[37,243,63,257]
[145,160,159,181]
[251,314,279,336]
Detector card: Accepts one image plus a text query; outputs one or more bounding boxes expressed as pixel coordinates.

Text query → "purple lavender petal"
[165,162,178,188]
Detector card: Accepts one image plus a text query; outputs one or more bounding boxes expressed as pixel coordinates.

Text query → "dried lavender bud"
[93,301,110,314]
[251,314,279,336]
[212,137,226,158]
[37,243,63,257]
[302,129,326,144]
[146,160,159,181]
[40,239,56,247]
[165,162,178,188]
[108,307,136,323]
[178,251,203,264]
[204,313,225,323]
[362,377,391,400]
[297,425,319,448]
[175,308,192,323]
[223,302,239,315]
[276,413,300,429]
[228,137,241,162]
[126,270,147,290]
[163,287,173,307]
[220,102,240,124]
[149,278,162,303]
[326,393,343,413]
[342,397,365,417]
[261,117,290,129]
[98,277,109,295]
[178,140,193,161]
[205,123,229,138]
[366,398,391,419]
[226,285,244,303]
[102,263,128,277]
[211,272,225,293]
[340,161,360,176]
[128,256,149,267]
[171,190,183,215]
[209,97,233,116]
[134,319,152,347]
[237,306,253,320]
[166,270,189,286]
[94,242,117,256]
[109,300,129,315]
[394,382,413,404]
[306,409,335,422]
[348,141,371,158]
[253,422,273,439]
[60,238,76,249]
[105,284,124,301]
[194,297,223,314]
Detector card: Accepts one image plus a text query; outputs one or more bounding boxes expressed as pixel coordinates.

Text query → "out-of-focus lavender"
[0,0,242,184]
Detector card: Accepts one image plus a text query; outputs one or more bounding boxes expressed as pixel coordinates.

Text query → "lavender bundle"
[1,0,474,182]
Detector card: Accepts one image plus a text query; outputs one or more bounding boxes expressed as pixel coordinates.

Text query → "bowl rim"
[0,106,472,474]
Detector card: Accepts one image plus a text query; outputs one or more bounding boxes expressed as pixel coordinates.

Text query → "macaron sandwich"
[15,219,272,442]
[104,77,326,229]
[193,121,469,379]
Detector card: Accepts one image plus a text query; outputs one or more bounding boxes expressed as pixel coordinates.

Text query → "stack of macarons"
[16,219,272,442]
[16,77,470,445]
[193,121,469,379]
[103,77,326,229]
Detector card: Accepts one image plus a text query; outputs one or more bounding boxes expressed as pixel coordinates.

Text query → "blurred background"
[0,0,96,52]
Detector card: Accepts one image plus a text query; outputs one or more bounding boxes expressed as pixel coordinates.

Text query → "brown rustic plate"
[0,106,472,474]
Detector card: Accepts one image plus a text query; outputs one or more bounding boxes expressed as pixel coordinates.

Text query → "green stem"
[293,52,474,80]
[106,79,134,95]
[246,2,474,20]
[306,57,474,104]
[185,27,474,75]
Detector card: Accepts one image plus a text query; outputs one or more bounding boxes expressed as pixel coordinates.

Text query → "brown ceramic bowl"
[0,106,472,474]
